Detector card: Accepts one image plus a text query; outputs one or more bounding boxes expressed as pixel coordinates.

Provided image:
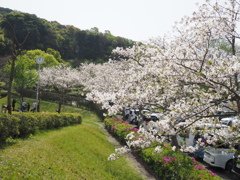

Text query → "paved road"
[199,160,239,180]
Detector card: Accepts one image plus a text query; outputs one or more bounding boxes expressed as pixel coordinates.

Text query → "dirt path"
[93,121,159,180]
[107,134,159,180]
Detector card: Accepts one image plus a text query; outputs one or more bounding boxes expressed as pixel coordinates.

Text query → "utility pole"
[36,56,44,112]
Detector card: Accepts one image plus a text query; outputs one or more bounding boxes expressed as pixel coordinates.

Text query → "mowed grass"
[0,97,145,180]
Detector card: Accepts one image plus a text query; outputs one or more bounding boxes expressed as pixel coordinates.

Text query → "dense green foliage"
[104,117,222,180]
[0,82,7,98]
[0,112,82,142]
[0,7,134,66]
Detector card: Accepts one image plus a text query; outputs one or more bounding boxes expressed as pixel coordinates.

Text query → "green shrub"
[139,145,221,180]
[104,117,138,142]
[0,90,8,98]
[0,113,20,142]
[13,113,38,137]
[0,112,82,142]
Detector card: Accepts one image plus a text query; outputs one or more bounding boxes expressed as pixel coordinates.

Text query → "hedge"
[0,112,82,142]
[104,117,222,180]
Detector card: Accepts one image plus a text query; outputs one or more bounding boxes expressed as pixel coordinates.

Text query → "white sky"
[1,0,203,42]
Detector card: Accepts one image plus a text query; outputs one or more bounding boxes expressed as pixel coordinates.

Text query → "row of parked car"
[123,107,240,177]
[123,107,165,129]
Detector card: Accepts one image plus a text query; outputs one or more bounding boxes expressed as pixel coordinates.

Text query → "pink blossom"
[194,165,205,170]
[163,157,176,163]
[209,171,216,176]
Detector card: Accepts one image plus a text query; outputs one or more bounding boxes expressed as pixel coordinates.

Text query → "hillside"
[0,7,134,66]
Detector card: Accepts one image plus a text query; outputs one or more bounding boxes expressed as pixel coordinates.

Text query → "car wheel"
[226,159,234,172]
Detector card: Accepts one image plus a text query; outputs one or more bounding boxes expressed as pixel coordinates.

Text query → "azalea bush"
[105,117,221,180]
[139,145,221,180]
[104,117,138,142]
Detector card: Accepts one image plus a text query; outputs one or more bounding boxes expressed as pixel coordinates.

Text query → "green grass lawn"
[0,96,86,113]
[0,97,145,180]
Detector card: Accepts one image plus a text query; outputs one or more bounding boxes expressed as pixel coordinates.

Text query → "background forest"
[0,7,134,67]
[0,7,135,113]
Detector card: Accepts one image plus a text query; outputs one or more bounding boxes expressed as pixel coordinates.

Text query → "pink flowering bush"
[104,117,139,142]
[139,145,221,180]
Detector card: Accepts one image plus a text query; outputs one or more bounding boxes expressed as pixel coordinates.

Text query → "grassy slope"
[0,97,144,180]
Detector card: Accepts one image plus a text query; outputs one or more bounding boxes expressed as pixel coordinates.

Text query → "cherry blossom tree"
[78,0,240,160]
[39,64,80,113]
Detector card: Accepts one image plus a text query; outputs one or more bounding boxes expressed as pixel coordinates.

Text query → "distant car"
[128,109,140,124]
[177,127,206,160]
[123,107,130,120]
[137,109,151,128]
[192,134,206,160]
[141,112,165,131]
[216,110,237,120]
[220,116,240,126]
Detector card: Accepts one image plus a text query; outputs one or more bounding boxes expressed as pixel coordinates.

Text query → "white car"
[220,116,240,126]
[203,147,234,171]
[177,122,228,160]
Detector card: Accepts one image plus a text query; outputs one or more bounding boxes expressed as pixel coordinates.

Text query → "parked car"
[128,109,140,124]
[177,123,228,160]
[232,145,240,178]
[137,109,151,128]
[220,116,240,126]
[215,110,237,120]
[192,134,206,160]
[123,106,130,120]
[204,146,235,171]
[140,112,165,131]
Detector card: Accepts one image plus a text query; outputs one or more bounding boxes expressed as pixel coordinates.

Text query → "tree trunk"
[7,55,16,114]
[58,102,62,114]
[171,135,180,149]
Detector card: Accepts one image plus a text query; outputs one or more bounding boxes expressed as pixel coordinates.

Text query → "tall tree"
[11,56,38,101]
[1,12,29,114]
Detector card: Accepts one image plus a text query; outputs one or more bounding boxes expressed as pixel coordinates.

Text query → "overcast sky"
[1,0,203,42]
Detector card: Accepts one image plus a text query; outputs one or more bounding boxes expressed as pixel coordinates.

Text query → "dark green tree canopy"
[0,7,134,66]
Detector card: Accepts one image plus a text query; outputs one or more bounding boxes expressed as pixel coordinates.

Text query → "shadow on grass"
[0,126,68,150]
